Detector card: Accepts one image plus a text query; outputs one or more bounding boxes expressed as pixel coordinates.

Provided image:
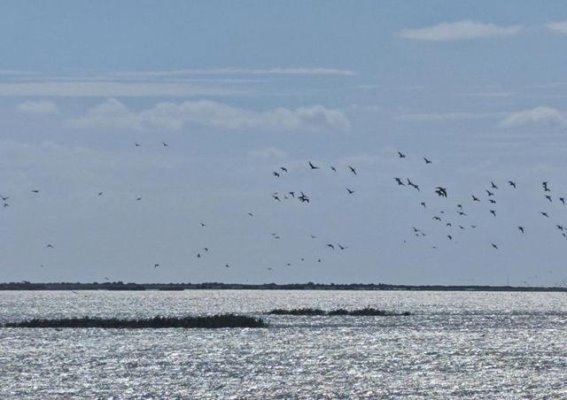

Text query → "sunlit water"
[0,290,565,399]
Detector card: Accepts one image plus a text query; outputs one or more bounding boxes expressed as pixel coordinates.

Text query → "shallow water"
[0,290,565,399]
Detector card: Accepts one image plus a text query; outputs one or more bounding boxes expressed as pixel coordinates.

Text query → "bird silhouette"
[540,212,549,218]
[326,244,335,250]
[490,181,498,189]
[472,195,480,202]
[162,142,168,147]
[154,263,160,268]
[435,187,447,197]
[330,166,337,172]
[543,182,550,192]
[490,209,496,217]
[308,161,319,170]
[518,226,525,234]
[298,192,310,203]
[424,157,432,164]
[346,188,355,194]
[491,243,498,249]
[32,190,39,193]
[545,195,552,202]
[486,190,494,197]
[348,165,357,175]
[406,179,419,191]
[280,167,288,173]
[46,244,54,248]
[397,151,406,158]
[273,171,280,177]
[508,181,516,188]
[394,177,405,186]
[560,197,565,205]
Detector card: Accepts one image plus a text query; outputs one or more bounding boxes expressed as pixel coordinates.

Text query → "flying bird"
[280,167,288,173]
[397,151,406,158]
[490,181,498,190]
[435,187,447,197]
[348,165,357,175]
[508,181,516,188]
[330,166,337,172]
[491,243,498,249]
[424,157,432,164]
[273,171,280,177]
[472,195,480,202]
[540,212,549,218]
[490,209,496,217]
[162,142,168,147]
[46,244,54,248]
[394,177,405,186]
[298,192,310,203]
[346,188,355,194]
[154,263,160,268]
[308,161,319,170]
[326,244,335,250]
[32,190,39,194]
[518,226,525,234]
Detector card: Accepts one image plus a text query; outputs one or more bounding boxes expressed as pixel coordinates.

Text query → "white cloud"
[0,81,247,97]
[399,20,522,41]
[68,99,351,132]
[111,67,356,77]
[545,21,567,34]
[247,147,289,161]
[17,100,59,114]
[500,106,567,128]
[398,111,503,122]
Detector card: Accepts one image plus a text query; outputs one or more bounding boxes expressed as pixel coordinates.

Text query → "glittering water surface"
[0,291,565,399]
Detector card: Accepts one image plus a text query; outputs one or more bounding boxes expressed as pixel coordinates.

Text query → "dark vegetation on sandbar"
[3,314,267,329]
[267,307,411,316]
[1,281,565,292]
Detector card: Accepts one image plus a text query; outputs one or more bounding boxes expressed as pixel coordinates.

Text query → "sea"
[0,290,565,399]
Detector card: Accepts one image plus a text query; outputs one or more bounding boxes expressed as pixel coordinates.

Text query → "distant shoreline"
[0,282,565,292]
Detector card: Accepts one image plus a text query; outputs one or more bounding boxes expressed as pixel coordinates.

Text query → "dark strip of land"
[3,314,267,329]
[0,282,565,292]
[267,307,410,316]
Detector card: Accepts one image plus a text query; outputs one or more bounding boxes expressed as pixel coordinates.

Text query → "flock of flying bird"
[1,142,566,287]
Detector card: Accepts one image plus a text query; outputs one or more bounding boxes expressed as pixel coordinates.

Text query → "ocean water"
[0,290,565,399]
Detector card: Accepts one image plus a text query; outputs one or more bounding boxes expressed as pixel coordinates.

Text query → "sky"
[1,1,567,286]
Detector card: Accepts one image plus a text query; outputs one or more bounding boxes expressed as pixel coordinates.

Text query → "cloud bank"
[500,106,567,128]
[17,100,59,114]
[545,21,567,34]
[68,99,351,132]
[400,21,522,41]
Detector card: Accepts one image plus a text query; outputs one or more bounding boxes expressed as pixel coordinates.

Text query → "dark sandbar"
[3,314,267,329]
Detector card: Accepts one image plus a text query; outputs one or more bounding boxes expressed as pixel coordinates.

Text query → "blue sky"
[1,1,567,286]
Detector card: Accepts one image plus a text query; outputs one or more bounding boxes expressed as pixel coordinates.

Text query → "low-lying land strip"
[3,314,267,329]
[267,307,410,316]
